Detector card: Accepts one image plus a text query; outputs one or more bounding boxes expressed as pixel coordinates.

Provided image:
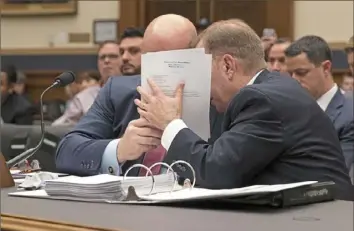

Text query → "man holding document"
[55,14,223,177]
[135,19,351,190]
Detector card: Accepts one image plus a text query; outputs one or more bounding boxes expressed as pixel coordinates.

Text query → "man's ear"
[222,54,236,81]
[321,60,332,76]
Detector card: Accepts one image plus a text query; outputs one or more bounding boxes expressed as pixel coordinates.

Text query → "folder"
[8,160,335,207]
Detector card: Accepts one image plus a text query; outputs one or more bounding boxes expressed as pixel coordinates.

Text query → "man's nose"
[122,51,130,61]
[271,62,281,71]
[103,57,111,64]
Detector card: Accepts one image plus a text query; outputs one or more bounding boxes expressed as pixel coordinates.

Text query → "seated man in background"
[267,38,291,73]
[341,72,353,93]
[55,14,224,176]
[52,71,101,126]
[119,27,144,76]
[345,35,353,75]
[97,41,121,85]
[1,65,34,125]
[285,35,354,170]
[135,19,351,190]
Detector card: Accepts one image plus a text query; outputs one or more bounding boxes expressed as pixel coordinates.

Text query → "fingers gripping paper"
[141,48,212,141]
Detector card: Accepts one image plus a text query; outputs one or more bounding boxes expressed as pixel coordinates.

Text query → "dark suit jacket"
[55,75,223,176]
[325,89,354,169]
[1,93,34,125]
[164,70,351,190]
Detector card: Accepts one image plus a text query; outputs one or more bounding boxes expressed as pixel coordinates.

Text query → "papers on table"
[9,177,318,205]
[36,173,178,202]
[141,48,212,141]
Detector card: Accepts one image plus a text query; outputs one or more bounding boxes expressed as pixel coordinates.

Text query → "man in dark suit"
[285,35,354,171]
[55,14,223,176]
[135,19,351,190]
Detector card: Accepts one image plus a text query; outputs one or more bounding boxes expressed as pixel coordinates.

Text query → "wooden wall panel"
[118,0,143,35]
[266,0,294,39]
[119,0,294,39]
[25,71,67,103]
[212,0,267,36]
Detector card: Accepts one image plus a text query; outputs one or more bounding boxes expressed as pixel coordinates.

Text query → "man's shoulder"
[12,94,32,108]
[340,93,354,119]
[244,72,302,98]
[104,75,141,97]
[109,75,141,89]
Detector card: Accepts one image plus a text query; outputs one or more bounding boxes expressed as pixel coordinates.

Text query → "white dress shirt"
[161,71,262,151]
[317,84,338,111]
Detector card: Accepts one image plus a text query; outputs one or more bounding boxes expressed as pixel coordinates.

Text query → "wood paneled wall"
[25,71,68,103]
[7,0,351,102]
[118,0,293,38]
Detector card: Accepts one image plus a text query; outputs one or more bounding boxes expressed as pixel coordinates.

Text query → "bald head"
[142,14,197,53]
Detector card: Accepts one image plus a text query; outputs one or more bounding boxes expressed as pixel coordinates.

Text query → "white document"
[141,48,212,141]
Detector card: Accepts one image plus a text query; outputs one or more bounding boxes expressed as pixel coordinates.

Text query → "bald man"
[55,14,223,176]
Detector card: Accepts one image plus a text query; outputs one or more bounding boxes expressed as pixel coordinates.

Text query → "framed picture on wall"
[0,0,78,16]
[93,19,119,44]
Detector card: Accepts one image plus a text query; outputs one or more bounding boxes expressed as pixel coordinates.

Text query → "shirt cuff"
[100,139,121,175]
[161,119,187,151]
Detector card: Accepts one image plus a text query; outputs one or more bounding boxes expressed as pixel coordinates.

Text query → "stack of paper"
[141,48,212,141]
[44,173,178,201]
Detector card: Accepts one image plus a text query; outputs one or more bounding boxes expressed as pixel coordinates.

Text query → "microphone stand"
[6,81,59,169]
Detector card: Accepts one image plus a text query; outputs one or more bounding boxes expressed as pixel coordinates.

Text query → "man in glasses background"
[97,27,144,85]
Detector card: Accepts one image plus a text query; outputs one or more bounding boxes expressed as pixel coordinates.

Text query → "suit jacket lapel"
[325,89,344,123]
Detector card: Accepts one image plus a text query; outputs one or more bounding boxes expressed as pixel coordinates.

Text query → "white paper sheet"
[141,48,212,141]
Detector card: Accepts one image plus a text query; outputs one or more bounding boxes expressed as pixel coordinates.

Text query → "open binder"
[9,160,335,207]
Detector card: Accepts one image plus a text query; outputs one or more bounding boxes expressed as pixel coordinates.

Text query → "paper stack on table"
[43,173,178,201]
[141,48,212,141]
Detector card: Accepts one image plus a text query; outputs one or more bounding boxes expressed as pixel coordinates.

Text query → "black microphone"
[6,71,76,168]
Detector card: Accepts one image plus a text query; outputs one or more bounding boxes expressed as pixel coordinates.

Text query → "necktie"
[139,145,166,176]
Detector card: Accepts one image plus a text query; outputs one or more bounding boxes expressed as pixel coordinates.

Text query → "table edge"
[1,213,122,231]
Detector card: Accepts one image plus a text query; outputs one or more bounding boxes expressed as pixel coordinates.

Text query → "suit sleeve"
[163,88,285,189]
[55,78,117,176]
[338,119,354,170]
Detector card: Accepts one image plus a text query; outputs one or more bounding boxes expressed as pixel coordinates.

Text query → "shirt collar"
[317,84,338,111]
[246,70,263,86]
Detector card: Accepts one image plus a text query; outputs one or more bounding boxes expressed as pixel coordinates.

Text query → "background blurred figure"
[97,41,121,85]
[52,71,101,126]
[195,17,211,34]
[119,27,144,76]
[345,35,353,75]
[261,28,277,51]
[64,81,80,100]
[1,65,34,125]
[341,72,354,93]
[267,38,291,73]
[13,70,27,95]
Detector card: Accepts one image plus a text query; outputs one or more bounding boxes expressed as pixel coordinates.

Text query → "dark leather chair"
[1,123,73,172]
[0,124,32,161]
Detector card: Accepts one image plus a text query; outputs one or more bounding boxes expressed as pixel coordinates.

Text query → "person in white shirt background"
[284,35,354,172]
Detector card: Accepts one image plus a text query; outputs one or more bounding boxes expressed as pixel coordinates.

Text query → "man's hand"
[117,118,162,163]
[134,78,184,130]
